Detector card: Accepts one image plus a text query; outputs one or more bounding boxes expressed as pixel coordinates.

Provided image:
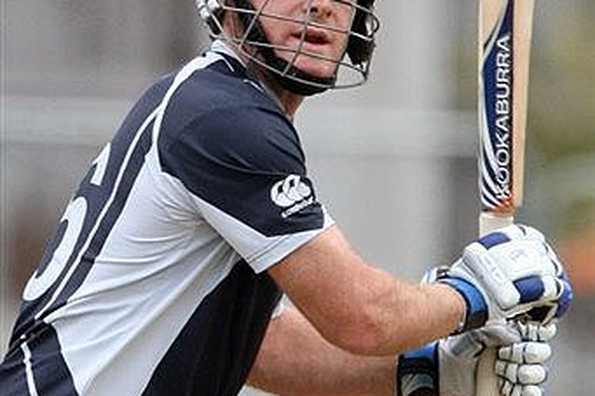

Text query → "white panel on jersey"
[50,162,241,395]
[190,192,335,274]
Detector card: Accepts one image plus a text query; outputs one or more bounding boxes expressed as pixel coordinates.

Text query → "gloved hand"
[496,322,557,396]
[396,321,555,396]
[395,263,569,396]
[437,225,572,333]
[395,262,572,396]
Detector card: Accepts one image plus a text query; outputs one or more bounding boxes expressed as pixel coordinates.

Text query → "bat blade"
[476,0,534,394]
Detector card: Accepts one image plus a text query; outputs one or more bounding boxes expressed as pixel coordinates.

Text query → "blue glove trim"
[439,277,488,332]
[397,342,439,396]
[478,232,510,249]
[556,278,573,318]
[514,276,545,303]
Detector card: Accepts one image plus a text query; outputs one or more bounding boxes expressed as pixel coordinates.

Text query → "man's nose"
[307,0,334,19]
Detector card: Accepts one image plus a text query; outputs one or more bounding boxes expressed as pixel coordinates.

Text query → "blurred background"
[1,0,593,395]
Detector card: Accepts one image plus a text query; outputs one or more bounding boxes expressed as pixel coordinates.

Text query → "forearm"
[350,264,465,355]
[271,226,465,356]
[248,308,396,396]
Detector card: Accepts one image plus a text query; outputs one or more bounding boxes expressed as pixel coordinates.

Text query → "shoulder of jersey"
[154,53,294,146]
[175,54,282,120]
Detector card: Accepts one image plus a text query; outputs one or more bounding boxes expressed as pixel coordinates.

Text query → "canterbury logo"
[271,175,312,208]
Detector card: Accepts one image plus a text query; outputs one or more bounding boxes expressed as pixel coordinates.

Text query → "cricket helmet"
[195,0,380,96]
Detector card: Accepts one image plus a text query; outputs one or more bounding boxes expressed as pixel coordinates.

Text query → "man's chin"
[291,59,337,80]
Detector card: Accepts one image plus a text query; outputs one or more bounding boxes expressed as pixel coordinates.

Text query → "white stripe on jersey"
[21,341,40,396]
[39,106,161,323]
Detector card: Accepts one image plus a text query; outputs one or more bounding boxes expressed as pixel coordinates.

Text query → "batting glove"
[437,225,572,333]
[497,322,557,396]
[396,267,521,396]
[396,318,531,396]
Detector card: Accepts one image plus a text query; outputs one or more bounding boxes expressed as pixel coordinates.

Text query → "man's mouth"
[293,29,331,47]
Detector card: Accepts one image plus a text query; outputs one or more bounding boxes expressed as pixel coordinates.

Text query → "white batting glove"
[496,322,557,396]
[396,319,556,396]
[397,320,526,396]
[438,225,572,333]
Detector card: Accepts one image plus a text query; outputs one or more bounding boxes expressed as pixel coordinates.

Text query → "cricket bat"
[476,0,535,394]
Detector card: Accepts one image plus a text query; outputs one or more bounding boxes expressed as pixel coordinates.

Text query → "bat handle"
[476,348,499,395]
[479,212,514,237]
[476,212,514,396]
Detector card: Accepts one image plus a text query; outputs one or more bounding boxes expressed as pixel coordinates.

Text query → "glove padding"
[397,321,539,396]
[437,321,523,396]
[438,225,572,332]
[496,322,557,396]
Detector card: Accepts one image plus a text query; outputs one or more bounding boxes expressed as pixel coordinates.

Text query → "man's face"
[250,0,356,78]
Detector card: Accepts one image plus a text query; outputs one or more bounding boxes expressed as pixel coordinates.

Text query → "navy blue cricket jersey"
[0,41,334,396]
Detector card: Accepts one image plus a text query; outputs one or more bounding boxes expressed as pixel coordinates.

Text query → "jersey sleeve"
[160,105,334,273]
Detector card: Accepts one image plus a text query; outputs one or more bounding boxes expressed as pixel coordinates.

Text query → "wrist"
[438,277,488,334]
[435,283,467,335]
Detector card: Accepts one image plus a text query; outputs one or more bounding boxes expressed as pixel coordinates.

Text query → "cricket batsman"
[0,0,572,395]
